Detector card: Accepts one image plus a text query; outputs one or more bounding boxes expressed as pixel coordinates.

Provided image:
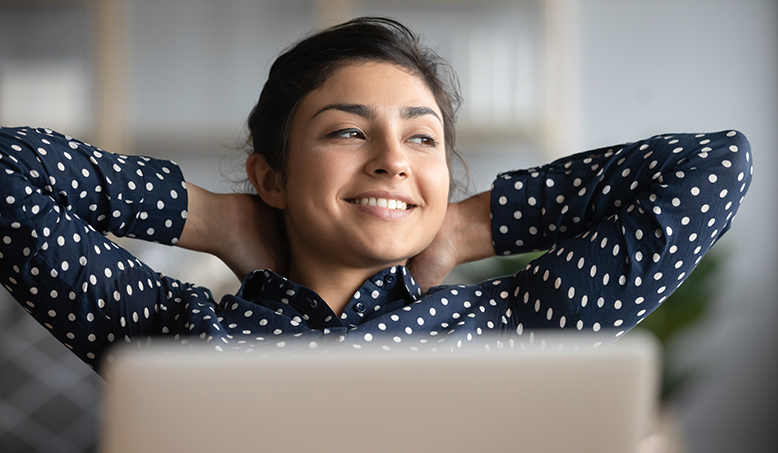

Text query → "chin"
[358,247,417,269]
[338,233,430,268]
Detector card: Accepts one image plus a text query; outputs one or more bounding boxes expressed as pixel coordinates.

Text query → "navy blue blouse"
[0,126,752,372]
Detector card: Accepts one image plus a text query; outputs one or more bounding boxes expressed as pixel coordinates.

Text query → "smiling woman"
[247,62,451,314]
[0,17,753,372]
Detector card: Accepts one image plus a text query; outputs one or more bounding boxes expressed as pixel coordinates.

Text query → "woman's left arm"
[409,191,493,293]
[414,130,753,337]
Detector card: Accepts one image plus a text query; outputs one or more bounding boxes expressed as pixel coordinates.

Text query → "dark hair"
[245,16,465,190]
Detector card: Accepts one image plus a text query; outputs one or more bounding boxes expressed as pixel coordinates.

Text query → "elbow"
[721,130,754,196]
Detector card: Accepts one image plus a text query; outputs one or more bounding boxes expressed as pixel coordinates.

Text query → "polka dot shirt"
[0,127,753,372]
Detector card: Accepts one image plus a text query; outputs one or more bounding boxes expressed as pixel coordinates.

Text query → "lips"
[347,197,410,210]
[345,190,417,212]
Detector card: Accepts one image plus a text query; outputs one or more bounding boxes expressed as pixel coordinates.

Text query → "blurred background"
[0,0,775,451]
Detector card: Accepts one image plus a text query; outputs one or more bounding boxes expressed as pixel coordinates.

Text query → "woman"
[0,18,752,372]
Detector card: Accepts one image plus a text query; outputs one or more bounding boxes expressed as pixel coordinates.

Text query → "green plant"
[637,248,722,400]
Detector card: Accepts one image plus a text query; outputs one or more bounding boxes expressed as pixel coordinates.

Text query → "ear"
[246,154,286,210]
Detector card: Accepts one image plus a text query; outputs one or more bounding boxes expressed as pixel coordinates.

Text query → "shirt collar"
[235,265,422,328]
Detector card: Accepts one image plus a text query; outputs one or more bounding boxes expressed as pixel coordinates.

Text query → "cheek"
[283,151,366,231]
[286,149,349,197]
[423,159,451,215]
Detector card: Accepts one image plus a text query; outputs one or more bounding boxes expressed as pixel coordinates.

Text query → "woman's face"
[280,61,450,271]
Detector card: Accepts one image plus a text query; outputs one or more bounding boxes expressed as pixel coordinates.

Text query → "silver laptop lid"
[100,332,660,453]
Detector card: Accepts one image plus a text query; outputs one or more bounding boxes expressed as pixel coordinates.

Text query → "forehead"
[298,61,442,118]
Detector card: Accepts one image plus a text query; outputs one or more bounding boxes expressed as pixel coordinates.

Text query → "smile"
[347,197,411,210]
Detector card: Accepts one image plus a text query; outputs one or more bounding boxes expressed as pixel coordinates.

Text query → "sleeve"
[0,126,205,370]
[488,130,753,338]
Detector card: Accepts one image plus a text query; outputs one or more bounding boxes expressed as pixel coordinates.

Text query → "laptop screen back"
[100,332,660,453]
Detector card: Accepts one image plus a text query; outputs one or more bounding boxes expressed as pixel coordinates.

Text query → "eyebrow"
[401,106,442,124]
[311,103,442,124]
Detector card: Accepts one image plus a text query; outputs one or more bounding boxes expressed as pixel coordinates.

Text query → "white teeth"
[355,197,408,210]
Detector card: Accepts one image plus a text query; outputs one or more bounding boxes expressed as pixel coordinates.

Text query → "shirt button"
[384,274,396,284]
[307,297,318,308]
[355,302,366,313]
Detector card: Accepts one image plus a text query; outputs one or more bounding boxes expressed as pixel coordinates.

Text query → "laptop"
[99,331,660,453]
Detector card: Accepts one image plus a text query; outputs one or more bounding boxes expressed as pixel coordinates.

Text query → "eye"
[408,134,439,148]
[326,128,365,140]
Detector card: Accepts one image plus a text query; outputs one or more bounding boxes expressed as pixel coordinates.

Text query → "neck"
[288,257,404,317]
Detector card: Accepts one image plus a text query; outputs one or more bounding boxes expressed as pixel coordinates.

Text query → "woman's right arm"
[0,126,196,369]
[177,184,289,279]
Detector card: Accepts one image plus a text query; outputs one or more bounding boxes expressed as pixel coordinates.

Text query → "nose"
[365,134,411,178]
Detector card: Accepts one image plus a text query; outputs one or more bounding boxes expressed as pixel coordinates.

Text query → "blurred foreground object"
[100,332,660,453]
